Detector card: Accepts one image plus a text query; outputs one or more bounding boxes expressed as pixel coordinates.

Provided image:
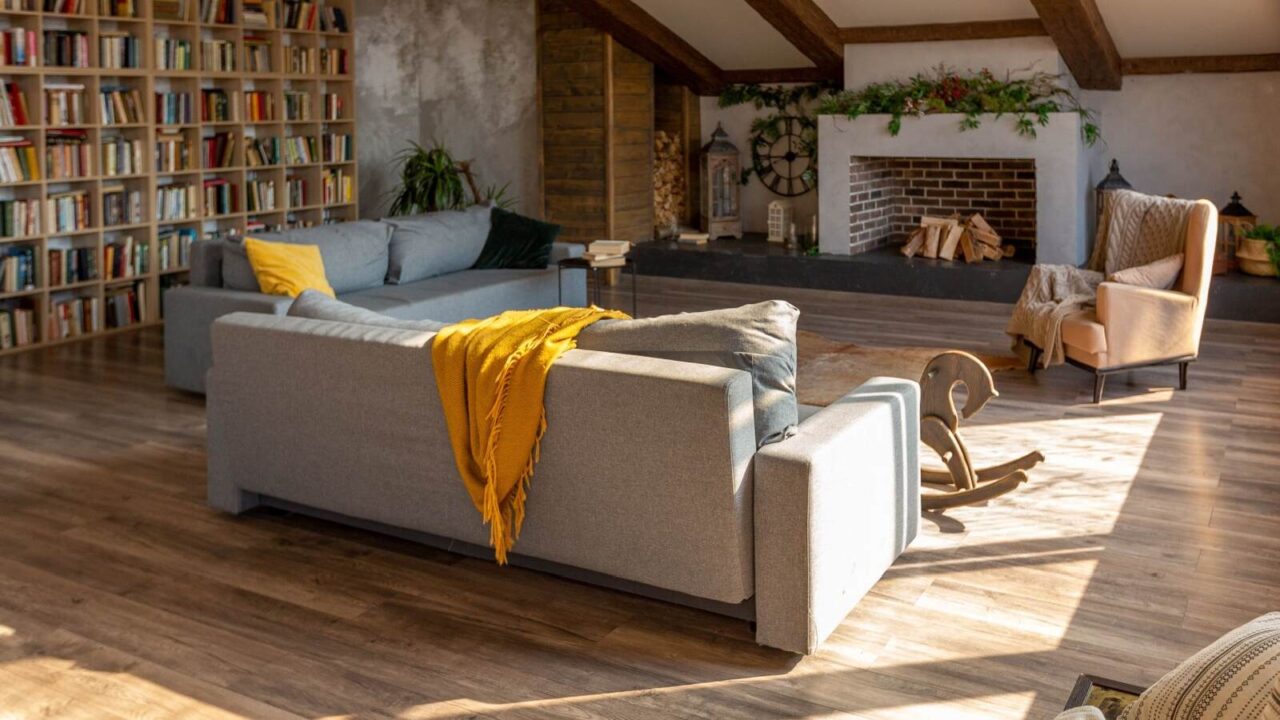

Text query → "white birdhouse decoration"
[767,201,793,243]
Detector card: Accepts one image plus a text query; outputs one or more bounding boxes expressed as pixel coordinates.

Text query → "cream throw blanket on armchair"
[1007,189,1196,368]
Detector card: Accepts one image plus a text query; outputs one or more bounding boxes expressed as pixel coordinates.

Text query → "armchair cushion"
[1061,310,1106,356]
[1108,253,1184,290]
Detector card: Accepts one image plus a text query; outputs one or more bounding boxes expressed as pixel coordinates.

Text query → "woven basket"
[1237,237,1278,277]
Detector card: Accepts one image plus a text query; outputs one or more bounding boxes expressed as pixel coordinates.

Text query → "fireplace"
[819,114,1091,266]
[848,157,1037,259]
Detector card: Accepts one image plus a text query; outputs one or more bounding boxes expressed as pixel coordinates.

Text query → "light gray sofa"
[164,207,587,393]
[205,311,921,654]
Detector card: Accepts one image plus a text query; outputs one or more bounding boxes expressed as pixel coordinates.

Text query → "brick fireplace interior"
[848,157,1037,259]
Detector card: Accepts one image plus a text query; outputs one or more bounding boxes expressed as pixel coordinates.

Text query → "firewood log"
[938,222,964,260]
[922,225,941,258]
[960,231,982,263]
[901,228,926,258]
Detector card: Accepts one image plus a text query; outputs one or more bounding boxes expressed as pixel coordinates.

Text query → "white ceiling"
[631,0,814,70]
[1096,0,1280,57]
[813,0,1036,27]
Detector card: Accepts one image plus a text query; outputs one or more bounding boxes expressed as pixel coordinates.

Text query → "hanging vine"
[717,81,837,190]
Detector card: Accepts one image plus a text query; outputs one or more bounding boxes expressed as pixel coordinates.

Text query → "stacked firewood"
[653,131,685,236]
[901,213,1015,262]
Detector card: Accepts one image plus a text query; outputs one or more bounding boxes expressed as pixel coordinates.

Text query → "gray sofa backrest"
[207,312,759,604]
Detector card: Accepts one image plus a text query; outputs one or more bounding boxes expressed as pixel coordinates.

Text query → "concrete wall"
[354,0,540,219]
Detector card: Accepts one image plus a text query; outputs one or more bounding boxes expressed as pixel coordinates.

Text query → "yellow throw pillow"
[243,237,335,298]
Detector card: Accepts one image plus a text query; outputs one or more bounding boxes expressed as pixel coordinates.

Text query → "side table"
[557,256,638,317]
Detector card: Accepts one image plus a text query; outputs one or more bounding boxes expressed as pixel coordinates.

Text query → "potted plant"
[385,142,517,216]
[1237,224,1280,278]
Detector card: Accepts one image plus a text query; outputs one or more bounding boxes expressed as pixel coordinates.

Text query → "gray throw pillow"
[288,290,447,332]
[219,241,261,292]
[383,205,492,285]
[576,300,800,446]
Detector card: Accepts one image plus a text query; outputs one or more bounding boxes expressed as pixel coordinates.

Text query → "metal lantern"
[1095,158,1133,228]
[701,123,743,240]
[1217,192,1256,275]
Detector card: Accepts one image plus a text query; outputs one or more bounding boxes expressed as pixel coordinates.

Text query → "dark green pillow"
[472,207,562,269]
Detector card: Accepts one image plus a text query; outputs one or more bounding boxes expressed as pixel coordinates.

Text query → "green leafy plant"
[719,82,835,188]
[386,141,470,216]
[817,66,1100,145]
[1245,224,1280,273]
[479,182,517,211]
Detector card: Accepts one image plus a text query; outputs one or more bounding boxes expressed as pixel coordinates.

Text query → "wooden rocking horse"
[918,351,1044,510]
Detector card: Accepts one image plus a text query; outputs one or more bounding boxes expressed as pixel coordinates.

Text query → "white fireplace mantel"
[818,113,1092,265]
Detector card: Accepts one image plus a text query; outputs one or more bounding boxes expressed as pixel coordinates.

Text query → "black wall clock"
[750,115,817,198]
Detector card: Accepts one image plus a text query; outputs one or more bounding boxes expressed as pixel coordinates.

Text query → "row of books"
[203,131,235,168]
[321,132,351,163]
[246,135,278,166]
[43,30,91,68]
[153,0,189,21]
[156,129,190,171]
[157,227,194,269]
[1,245,36,291]
[202,88,232,122]
[0,306,38,348]
[0,28,38,67]
[104,234,146,277]
[48,245,96,285]
[156,182,197,220]
[284,47,348,76]
[48,189,91,233]
[102,184,143,226]
[50,294,101,339]
[201,39,236,73]
[285,176,303,207]
[99,33,141,70]
[321,166,350,204]
[244,37,270,72]
[103,135,144,176]
[156,37,193,70]
[244,90,273,121]
[100,87,146,125]
[203,177,234,215]
[0,137,39,183]
[199,0,232,24]
[43,0,87,14]
[283,91,310,121]
[99,0,137,17]
[242,0,275,28]
[282,134,316,164]
[105,283,144,328]
[322,93,343,120]
[0,0,35,11]
[246,178,274,212]
[46,83,87,126]
[156,91,194,125]
[0,83,31,126]
[0,198,42,237]
[46,129,90,180]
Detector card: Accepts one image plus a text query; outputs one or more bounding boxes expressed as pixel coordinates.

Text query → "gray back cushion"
[383,205,492,285]
[222,221,393,294]
[288,290,447,332]
[576,300,800,446]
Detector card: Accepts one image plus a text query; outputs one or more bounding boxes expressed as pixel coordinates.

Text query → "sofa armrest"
[753,378,920,654]
[163,285,293,393]
[1096,281,1200,367]
[549,242,584,263]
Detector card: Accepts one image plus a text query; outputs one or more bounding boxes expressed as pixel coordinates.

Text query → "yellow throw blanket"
[432,306,628,564]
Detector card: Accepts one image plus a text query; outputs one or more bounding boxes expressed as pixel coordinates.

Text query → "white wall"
[845,36,1068,87]
[700,97,820,235]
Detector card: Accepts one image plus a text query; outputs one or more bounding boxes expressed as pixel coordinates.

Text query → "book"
[202,132,237,169]
[44,83,87,126]
[43,30,90,68]
[47,245,97,285]
[45,129,90,180]
[243,0,276,28]
[153,0,191,21]
[102,135,144,176]
[99,87,145,125]
[0,82,30,127]
[678,231,710,245]
[246,178,275,212]
[244,91,274,122]
[155,91,194,125]
[321,167,351,204]
[99,32,140,69]
[155,130,191,171]
[0,245,36,291]
[284,90,310,121]
[156,37,192,70]
[246,136,280,166]
[0,28,38,67]
[156,182,198,221]
[102,184,143,226]
[244,35,272,73]
[583,254,627,268]
[200,88,234,123]
[588,240,631,255]
[201,39,236,72]
[0,136,39,183]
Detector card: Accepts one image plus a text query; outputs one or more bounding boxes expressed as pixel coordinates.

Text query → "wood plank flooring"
[1,276,1278,719]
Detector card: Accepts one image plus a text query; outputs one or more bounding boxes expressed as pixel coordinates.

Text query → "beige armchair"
[1060,200,1218,403]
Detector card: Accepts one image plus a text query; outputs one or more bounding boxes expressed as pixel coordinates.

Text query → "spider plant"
[386,141,469,216]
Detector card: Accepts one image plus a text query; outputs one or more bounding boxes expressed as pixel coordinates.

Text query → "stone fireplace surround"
[819,113,1092,266]
[848,157,1037,257]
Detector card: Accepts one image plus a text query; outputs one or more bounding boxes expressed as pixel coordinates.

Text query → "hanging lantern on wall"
[701,123,743,240]
[1095,158,1133,229]
[1217,192,1257,275]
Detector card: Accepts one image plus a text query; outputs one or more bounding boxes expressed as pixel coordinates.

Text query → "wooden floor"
[2,276,1278,719]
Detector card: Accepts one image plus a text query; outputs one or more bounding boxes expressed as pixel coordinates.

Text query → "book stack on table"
[583,240,630,268]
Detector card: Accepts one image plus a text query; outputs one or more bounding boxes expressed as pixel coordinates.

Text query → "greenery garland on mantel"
[816,66,1100,145]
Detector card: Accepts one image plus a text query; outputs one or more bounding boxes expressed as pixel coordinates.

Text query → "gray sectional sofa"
[205,304,921,654]
[164,205,587,393]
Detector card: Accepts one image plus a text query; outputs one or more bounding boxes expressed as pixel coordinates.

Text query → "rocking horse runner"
[917,351,1044,510]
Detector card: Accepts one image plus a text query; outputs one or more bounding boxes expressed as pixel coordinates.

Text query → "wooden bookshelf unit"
[0,0,357,355]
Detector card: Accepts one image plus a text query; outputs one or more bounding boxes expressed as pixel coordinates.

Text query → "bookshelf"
[0,0,357,355]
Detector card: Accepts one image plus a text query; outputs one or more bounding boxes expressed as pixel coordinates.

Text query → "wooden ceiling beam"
[555,0,724,95]
[1028,0,1122,90]
[741,0,844,76]
[838,19,1046,44]
[1123,54,1280,76]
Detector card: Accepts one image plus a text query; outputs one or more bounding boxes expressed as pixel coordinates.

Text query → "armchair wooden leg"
[1026,344,1042,374]
[1179,361,1189,390]
[1093,373,1106,404]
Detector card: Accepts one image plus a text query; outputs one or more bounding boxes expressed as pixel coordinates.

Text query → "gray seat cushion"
[288,289,446,332]
[339,267,563,323]
[223,220,393,295]
[382,205,492,285]
[576,301,800,446]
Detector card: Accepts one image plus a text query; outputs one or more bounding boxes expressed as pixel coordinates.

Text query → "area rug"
[796,330,1022,407]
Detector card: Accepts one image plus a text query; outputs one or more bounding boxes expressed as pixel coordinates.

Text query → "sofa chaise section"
[206,312,920,653]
